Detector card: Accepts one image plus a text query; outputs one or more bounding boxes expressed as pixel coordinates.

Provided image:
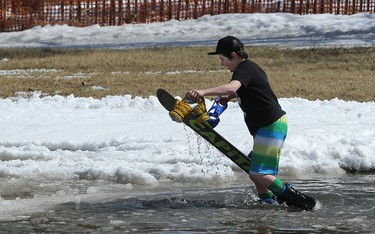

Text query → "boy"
[186,36,316,211]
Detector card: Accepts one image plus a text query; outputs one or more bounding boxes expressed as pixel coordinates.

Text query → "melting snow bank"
[0,94,374,184]
[0,13,374,48]
[280,98,375,174]
[1,94,374,180]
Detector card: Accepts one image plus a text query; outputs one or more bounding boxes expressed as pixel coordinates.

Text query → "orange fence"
[1,0,374,32]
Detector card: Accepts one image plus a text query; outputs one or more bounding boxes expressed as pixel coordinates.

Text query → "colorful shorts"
[249,115,288,176]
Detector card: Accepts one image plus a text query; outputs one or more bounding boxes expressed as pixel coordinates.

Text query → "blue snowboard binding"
[207,96,228,128]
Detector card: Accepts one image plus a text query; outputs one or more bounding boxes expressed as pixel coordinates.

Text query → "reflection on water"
[1,174,374,233]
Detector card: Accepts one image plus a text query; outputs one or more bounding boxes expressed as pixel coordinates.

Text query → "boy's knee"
[248,173,261,183]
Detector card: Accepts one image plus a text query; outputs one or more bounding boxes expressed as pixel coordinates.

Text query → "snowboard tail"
[157,88,250,173]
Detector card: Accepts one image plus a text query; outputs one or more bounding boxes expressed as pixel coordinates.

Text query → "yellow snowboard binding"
[169,96,209,123]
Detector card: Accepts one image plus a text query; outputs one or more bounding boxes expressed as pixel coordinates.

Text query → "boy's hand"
[188,89,203,103]
[217,96,231,105]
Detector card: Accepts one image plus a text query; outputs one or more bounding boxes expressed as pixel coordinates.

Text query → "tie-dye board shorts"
[249,115,288,175]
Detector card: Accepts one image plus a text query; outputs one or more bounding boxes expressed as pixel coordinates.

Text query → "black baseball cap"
[207,36,244,58]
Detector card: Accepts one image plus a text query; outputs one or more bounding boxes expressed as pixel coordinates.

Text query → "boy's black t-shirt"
[231,59,285,135]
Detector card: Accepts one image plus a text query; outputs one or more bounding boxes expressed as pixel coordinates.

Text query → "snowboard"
[156,88,250,173]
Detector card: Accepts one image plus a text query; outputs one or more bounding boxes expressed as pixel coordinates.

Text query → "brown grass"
[0,46,374,101]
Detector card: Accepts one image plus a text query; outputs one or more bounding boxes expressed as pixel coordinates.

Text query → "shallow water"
[1,173,374,233]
